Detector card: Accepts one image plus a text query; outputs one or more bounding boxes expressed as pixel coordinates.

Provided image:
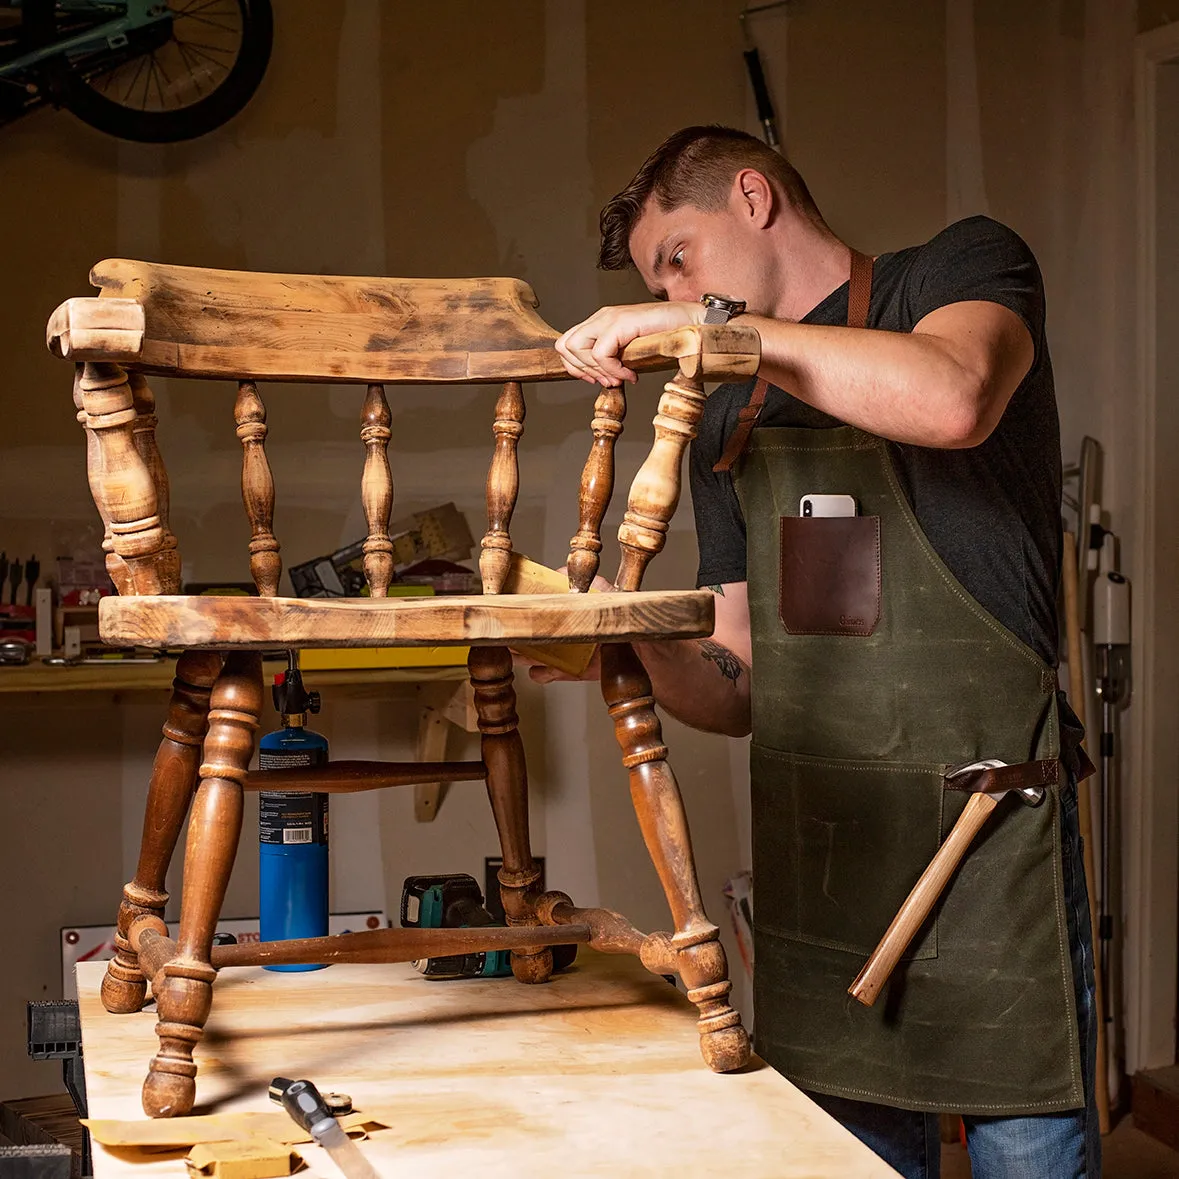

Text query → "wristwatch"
[700,293,747,324]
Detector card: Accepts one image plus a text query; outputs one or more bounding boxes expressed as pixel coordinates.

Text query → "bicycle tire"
[62,0,272,143]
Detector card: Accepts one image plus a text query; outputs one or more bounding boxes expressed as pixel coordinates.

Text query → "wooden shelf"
[0,656,469,695]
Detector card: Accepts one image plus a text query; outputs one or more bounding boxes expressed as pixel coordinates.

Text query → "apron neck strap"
[712,246,874,474]
[847,248,874,330]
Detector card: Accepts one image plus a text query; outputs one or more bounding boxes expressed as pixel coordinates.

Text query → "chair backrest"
[49,260,760,602]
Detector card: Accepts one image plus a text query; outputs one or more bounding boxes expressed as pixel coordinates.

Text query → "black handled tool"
[269,1077,379,1179]
[23,554,39,605]
[7,559,22,606]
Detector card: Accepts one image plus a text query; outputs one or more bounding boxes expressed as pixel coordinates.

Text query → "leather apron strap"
[713,248,874,474]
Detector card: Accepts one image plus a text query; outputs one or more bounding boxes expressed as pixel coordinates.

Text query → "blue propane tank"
[259,652,329,973]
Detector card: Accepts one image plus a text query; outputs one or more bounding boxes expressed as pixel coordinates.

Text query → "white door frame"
[1129,20,1179,1074]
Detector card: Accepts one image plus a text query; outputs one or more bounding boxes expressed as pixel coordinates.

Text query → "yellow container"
[299,645,469,670]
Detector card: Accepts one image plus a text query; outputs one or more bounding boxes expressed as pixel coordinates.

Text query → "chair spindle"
[234,381,281,597]
[567,383,626,593]
[73,365,119,586]
[129,373,172,547]
[615,370,707,592]
[480,380,525,594]
[77,361,179,595]
[360,383,394,598]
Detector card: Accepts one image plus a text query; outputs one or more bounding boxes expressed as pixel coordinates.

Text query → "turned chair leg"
[468,645,551,984]
[102,651,222,1014]
[143,651,262,1118]
[599,642,751,1072]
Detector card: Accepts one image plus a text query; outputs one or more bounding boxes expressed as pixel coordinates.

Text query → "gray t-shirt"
[689,215,1063,667]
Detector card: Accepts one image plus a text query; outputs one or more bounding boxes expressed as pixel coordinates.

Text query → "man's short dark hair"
[598,125,820,271]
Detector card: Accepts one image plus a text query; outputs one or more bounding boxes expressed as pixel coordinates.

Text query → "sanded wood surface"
[98,590,714,649]
[47,261,761,385]
[76,954,899,1178]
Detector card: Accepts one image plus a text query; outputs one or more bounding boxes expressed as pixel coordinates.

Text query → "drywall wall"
[0,0,1170,1098]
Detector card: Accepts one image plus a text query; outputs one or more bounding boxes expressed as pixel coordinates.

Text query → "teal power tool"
[400,873,577,980]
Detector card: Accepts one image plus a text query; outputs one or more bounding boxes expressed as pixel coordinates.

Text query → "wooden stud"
[599,642,750,1072]
[101,651,221,1015]
[234,381,281,597]
[615,369,707,592]
[479,381,524,594]
[414,695,450,822]
[76,362,179,595]
[568,384,626,592]
[143,651,262,1119]
[360,384,395,597]
[468,645,550,984]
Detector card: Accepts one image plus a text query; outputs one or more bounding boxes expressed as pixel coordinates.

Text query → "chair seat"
[99,590,715,650]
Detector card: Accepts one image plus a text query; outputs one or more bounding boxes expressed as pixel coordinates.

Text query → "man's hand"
[556,301,705,386]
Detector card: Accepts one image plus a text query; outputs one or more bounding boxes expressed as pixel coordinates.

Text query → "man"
[543,126,1098,1179]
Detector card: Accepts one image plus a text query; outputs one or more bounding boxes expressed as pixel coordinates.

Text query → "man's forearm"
[632,637,751,737]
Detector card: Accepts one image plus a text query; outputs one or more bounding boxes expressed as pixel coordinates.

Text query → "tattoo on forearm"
[699,639,742,683]
[707,584,726,596]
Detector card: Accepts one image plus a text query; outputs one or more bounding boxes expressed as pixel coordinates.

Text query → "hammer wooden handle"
[849,790,999,1006]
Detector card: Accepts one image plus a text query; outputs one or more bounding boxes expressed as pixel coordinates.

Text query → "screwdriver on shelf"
[23,555,39,605]
[7,558,22,606]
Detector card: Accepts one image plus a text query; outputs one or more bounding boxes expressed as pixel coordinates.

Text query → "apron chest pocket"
[779,515,881,636]
[751,744,946,960]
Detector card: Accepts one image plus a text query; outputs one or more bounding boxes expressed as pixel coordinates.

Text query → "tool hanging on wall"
[1093,529,1131,1093]
[739,1,791,149]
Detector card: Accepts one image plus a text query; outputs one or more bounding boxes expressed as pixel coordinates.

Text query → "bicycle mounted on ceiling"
[0,0,271,143]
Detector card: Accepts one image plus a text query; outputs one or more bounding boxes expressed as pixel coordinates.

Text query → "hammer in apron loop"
[848,756,1062,1007]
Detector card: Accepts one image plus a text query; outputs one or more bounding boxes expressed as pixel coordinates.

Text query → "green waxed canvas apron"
[727,280,1082,1116]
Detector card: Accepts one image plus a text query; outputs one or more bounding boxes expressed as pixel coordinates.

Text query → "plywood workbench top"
[76,953,899,1178]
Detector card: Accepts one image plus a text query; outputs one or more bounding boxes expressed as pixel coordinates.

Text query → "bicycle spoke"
[175,40,206,97]
[144,57,161,110]
[174,12,240,33]
[180,43,236,75]
[120,54,149,106]
[174,0,236,17]
[176,41,236,56]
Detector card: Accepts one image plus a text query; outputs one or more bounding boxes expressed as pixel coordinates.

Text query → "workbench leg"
[600,642,750,1072]
[469,646,551,984]
[144,652,261,1118]
[102,650,222,1015]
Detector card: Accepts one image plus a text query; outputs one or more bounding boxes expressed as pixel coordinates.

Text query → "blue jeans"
[807,781,1102,1178]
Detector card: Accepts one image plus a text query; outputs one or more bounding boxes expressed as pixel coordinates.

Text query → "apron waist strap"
[944,758,1060,796]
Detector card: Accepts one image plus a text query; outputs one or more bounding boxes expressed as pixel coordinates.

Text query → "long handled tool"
[849,759,1047,1007]
[1063,529,1112,1134]
[270,1078,380,1179]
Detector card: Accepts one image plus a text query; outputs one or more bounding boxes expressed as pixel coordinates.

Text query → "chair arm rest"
[621,322,761,381]
[46,297,145,362]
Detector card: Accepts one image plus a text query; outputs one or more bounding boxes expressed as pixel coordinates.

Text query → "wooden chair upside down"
[47,259,762,1117]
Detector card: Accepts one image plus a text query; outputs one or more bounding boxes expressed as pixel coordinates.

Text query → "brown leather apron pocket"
[751,744,945,959]
[779,515,881,636]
